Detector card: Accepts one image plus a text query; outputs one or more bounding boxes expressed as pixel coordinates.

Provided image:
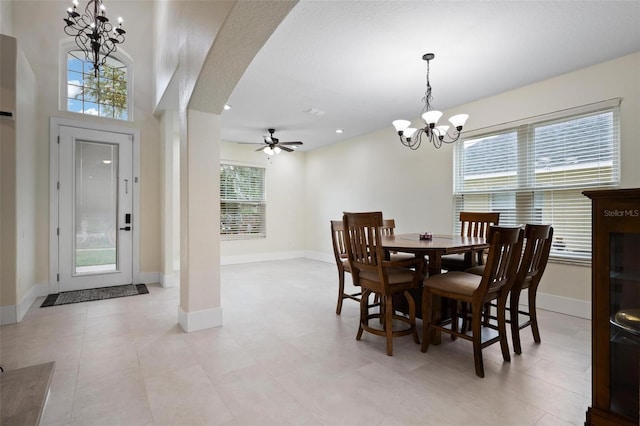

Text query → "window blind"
[220,163,266,239]
[453,100,620,263]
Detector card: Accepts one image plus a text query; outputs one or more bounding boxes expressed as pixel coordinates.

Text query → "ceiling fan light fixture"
[254,128,303,156]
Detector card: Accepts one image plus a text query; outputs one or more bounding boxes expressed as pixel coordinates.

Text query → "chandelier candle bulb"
[392,53,469,150]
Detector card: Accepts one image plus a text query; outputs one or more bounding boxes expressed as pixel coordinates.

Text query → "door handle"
[119,226,131,231]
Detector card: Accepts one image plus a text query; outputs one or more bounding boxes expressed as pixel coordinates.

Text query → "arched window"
[60,41,133,121]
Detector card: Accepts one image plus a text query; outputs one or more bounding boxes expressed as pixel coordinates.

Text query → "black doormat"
[41,284,149,307]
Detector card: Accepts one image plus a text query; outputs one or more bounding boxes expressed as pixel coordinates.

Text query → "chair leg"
[384,295,394,356]
[510,288,523,355]
[336,270,345,315]
[497,296,511,362]
[404,290,420,344]
[529,287,541,344]
[460,302,469,333]
[482,301,491,326]
[357,289,370,341]
[471,302,485,378]
[450,299,458,341]
[421,290,433,353]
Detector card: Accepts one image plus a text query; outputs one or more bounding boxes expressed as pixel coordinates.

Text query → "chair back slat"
[343,211,385,269]
[459,212,500,238]
[477,226,524,297]
[515,224,554,289]
[330,220,347,262]
[380,219,396,237]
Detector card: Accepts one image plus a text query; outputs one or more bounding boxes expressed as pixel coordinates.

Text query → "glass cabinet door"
[609,232,640,420]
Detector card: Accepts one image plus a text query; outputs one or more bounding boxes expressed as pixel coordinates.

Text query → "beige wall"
[4,0,638,323]
[15,48,38,308]
[304,52,640,318]
[0,1,12,34]
[219,141,307,263]
[0,34,17,319]
[9,1,163,287]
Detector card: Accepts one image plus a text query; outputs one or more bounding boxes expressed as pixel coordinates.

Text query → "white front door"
[57,125,134,291]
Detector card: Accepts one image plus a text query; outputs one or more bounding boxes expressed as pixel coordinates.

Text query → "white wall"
[303,53,640,319]
[220,141,307,264]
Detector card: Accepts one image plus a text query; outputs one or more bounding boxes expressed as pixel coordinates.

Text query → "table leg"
[427,252,443,345]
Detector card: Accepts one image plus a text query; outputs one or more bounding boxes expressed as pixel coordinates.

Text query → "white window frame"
[453,98,621,264]
[220,161,267,240]
[59,39,134,121]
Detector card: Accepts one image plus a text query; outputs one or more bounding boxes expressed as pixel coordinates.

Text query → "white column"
[178,108,222,332]
[160,111,180,288]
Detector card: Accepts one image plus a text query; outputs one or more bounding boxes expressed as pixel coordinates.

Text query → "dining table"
[381,233,489,344]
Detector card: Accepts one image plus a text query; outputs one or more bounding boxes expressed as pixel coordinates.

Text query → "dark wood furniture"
[331,220,358,315]
[381,234,489,277]
[381,219,416,263]
[421,226,524,377]
[0,361,55,426]
[381,233,490,344]
[467,224,554,355]
[343,211,424,356]
[584,188,640,426]
[441,211,500,271]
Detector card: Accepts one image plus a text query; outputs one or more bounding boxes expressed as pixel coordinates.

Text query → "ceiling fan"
[255,128,303,155]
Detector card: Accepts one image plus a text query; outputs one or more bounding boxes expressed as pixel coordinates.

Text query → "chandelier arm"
[63,0,125,77]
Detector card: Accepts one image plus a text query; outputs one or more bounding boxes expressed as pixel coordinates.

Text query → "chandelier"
[63,0,126,77]
[392,53,469,150]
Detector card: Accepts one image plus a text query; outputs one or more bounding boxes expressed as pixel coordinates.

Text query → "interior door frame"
[49,117,141,294]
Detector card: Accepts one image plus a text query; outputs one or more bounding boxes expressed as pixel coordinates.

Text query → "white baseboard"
[178,305,223,332]
[304,251,333,264]
[160,270,180,288]
[523,292,591,320]
[1,282,48,325]
[220,250,306,265]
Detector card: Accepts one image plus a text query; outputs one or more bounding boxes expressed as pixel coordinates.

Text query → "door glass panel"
[74,141,118,274]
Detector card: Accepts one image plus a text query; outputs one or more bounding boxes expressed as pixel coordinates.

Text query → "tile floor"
[0,258,591,425]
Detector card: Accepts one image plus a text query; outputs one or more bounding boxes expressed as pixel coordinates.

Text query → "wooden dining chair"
[421,226,524,377]
[508,224,554,354]
[381,219,418,263]
[441,212,500,272]
[466,224,554,354]
[331,220,359,315]
[343,211,424,356]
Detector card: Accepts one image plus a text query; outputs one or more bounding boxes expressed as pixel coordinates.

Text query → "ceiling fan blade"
[278,145,294,152]
[279,141,303,145]
[255,146,266,152]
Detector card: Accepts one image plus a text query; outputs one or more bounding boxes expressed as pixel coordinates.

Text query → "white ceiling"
[220,0,640,152]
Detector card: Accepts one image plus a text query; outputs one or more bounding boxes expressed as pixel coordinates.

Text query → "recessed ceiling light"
[224,104,231,110]
[102,160,112,164]
[335,129,343,134]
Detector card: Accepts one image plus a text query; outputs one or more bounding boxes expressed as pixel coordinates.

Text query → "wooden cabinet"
[584,188,640,426]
